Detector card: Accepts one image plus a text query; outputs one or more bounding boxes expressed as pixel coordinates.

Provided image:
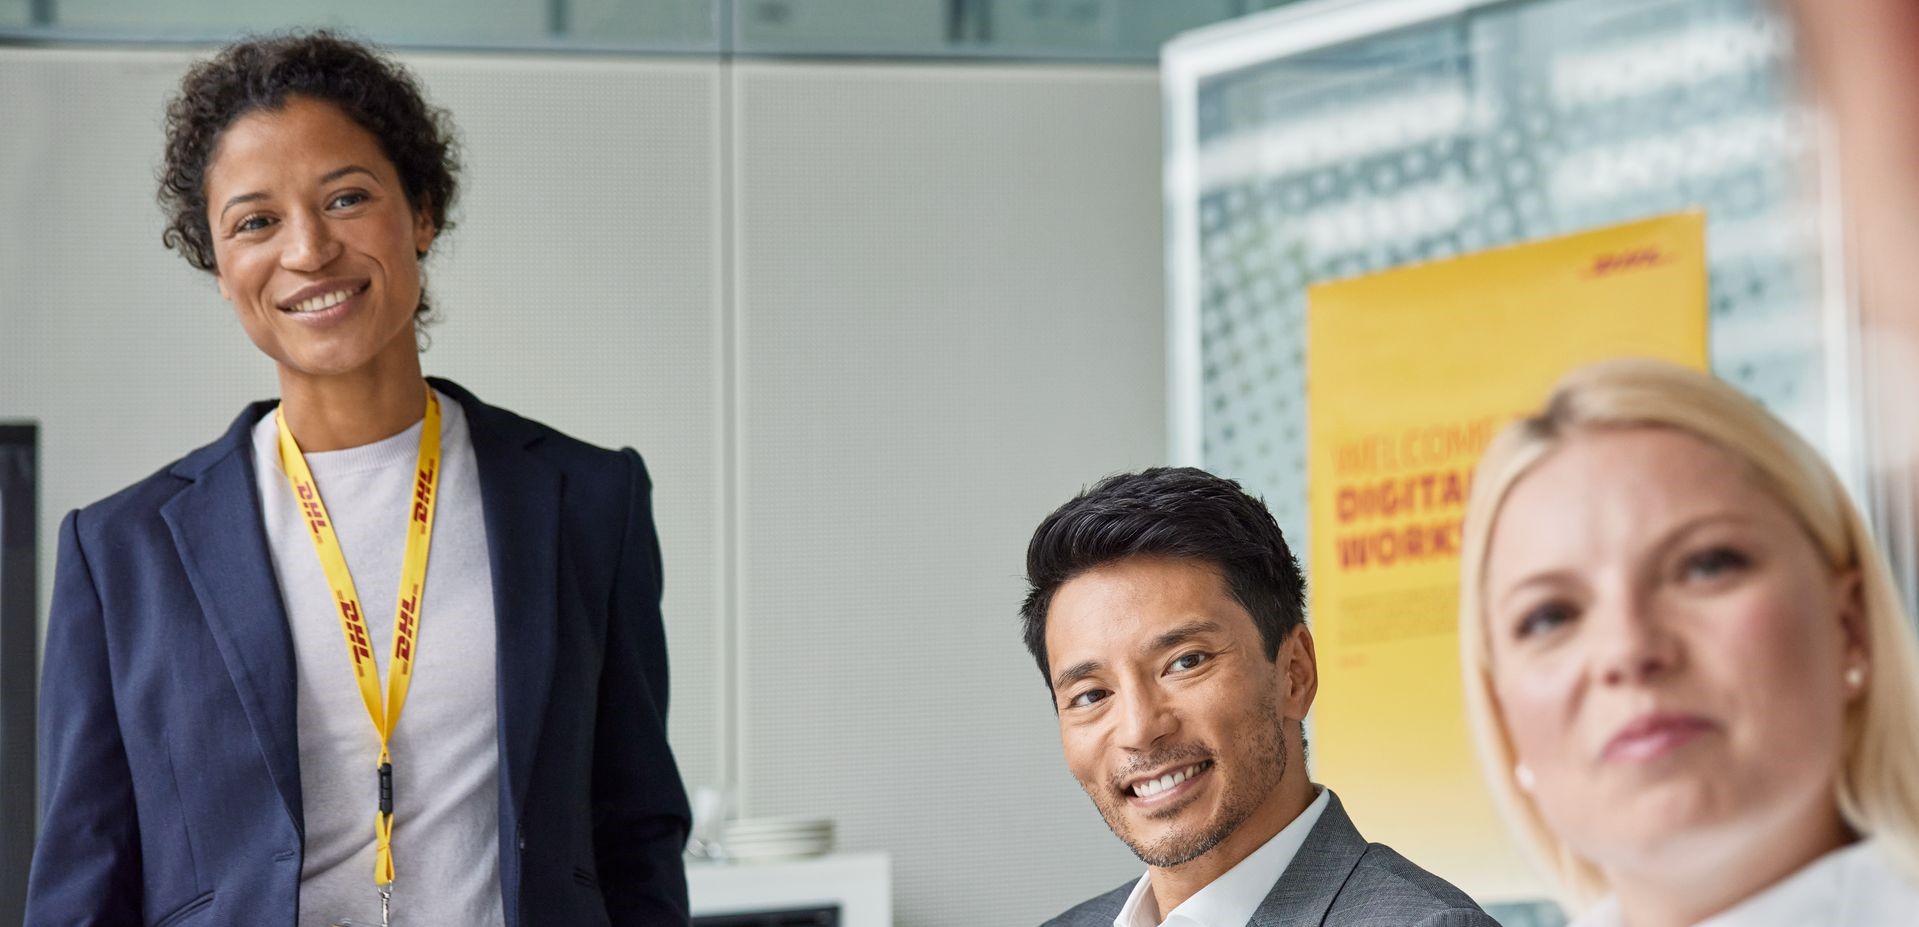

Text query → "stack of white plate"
[721,817,835,862]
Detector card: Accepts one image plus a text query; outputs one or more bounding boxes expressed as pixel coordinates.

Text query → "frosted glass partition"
[1,0,720,50]
[731,0,1279,58]
[1165,0,1847,553]
[0,0,1304,58]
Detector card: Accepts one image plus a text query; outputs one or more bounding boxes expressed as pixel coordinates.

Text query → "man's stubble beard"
[1086,687,1289,869]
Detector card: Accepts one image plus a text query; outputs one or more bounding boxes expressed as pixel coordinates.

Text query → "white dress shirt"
[1114,786,1331,927]
[1568,838,1919,927]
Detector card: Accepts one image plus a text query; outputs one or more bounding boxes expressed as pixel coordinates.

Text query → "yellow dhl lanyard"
[275,388,441,891]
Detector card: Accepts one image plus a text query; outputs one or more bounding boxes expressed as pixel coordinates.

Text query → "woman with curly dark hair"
[26,31,690,927]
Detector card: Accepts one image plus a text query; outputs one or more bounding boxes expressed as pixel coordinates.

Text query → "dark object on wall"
[694,905,839,927]
[0,422,38,925]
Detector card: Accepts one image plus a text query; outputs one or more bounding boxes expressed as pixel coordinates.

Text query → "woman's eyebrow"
[318,164,376,185]
[219,191,268,220]
[219,165,377,221]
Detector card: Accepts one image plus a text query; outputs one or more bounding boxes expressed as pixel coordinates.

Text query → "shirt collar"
[1567,838,1895,927]
[1114,786,1331,927]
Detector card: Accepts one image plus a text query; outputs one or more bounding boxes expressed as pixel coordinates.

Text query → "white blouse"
[1569,839,1919,927]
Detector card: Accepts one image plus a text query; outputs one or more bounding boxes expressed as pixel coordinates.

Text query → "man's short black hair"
[1019,466,1306,689]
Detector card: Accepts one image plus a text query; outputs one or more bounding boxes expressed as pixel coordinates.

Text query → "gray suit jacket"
[1043,791,1499,927]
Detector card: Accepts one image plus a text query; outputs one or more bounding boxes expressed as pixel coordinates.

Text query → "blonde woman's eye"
[1515,601,1575,640]
[1683,546,1750,581]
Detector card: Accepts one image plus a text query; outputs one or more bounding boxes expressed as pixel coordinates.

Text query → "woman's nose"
[280,211,340,271]
[1592,597,1683,687]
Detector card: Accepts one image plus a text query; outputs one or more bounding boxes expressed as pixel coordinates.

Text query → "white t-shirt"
[253,390,505,926]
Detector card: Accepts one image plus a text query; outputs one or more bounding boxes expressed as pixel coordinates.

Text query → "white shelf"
[689,851,891,927]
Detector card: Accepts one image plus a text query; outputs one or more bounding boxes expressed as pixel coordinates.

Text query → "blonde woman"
[1457,357,1919,926]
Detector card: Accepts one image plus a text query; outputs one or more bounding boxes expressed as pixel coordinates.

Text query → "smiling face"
[203,95,435,381]
[1046,555,1315,869]
[1483,426,1863,883]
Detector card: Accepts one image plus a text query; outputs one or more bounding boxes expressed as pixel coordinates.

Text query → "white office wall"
[401,52,730,796]
[0,47,1166,925]
[731,62,1163,924]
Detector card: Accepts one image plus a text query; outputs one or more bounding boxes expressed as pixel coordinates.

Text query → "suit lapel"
[437,379,562,824]
[1250,790,1370,927]
[160,405,304,833]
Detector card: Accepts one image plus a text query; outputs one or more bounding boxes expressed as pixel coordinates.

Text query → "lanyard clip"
[378,762,393,816]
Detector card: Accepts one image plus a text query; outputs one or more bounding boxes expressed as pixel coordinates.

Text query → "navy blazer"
[26,378,691,927]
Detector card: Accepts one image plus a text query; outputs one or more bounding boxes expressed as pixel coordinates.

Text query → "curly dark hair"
[158,30,460,322]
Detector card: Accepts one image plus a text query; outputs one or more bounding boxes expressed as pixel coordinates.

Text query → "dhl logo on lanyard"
[276,386,441,894]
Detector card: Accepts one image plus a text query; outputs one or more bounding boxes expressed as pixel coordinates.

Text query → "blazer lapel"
[160,403,304,833]
[435,378,561,824]
[1250,790,1370,927]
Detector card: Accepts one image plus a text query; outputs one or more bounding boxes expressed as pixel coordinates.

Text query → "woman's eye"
[1515,601,1576,640]
[235,214,273,233]
[1169,652,1210,673]
[328,191,367,209]
[1067,689,1108,709]
[1682,546,1749,582]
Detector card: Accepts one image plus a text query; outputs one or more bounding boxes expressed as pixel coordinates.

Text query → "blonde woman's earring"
[1514,763,1537,793]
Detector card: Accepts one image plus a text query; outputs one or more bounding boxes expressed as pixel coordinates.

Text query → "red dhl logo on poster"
[1586,245,1672,276]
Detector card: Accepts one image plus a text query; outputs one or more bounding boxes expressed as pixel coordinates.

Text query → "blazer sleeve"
[592,449,693,925]
[24,510,144,925]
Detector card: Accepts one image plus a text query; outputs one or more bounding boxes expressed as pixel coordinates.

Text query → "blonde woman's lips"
[1601,712,1718,764]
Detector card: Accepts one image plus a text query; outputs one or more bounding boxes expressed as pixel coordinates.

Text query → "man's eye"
[1682,546,1750,582]
[1515,601,1576,640]
[1068,689,1108,709]
[1169,652,1210,673]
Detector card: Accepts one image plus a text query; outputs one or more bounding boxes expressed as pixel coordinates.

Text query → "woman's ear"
[413,200,436,256]
[1837,568,1867,656]
[1835,568,1870,697]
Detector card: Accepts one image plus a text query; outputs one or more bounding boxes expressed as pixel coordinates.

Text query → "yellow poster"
[1305,212,1709,900]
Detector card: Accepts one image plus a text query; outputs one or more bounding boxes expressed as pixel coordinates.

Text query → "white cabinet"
[689,852,891,927]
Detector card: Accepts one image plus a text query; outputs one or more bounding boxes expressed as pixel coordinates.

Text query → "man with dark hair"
[1022,467,1494,927]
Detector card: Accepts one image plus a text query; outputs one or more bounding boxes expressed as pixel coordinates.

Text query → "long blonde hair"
[1457,357,1919,907]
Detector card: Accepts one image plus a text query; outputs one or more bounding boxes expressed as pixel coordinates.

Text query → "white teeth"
[289,287,359,314]
[1132,763,1204,798]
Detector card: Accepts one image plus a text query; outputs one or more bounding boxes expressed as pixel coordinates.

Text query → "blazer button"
[518,834,527,852]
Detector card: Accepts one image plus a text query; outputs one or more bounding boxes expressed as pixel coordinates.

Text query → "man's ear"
[1279,624,1318,722]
